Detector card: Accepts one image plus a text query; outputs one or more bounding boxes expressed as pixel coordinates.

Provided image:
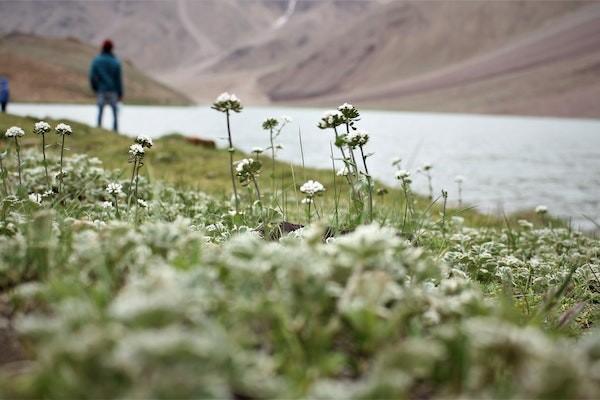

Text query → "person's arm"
[89,60,99,92]
[116,61,123,100]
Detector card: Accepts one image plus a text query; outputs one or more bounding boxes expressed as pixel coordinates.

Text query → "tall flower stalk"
[348,130,373,222]
[300,180,325,224]
[5,126,25,187]
[55,123,72,193]
[262,116,291,198]
[235,158,263,205]
[106,182,123,219]
[34,121,52,189]
[212,92,243,213]
[126,136,153,210]
[421,163,433,200]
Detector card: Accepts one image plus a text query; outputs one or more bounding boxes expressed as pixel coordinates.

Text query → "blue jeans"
[97,92,119,132]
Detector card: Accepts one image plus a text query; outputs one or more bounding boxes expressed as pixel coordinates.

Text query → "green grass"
[0,112,554,229]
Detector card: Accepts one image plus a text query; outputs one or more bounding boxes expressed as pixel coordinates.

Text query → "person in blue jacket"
[0,76,9,113]
[89,40,123,132]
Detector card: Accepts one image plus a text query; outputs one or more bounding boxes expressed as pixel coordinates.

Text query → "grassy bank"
[0,112,547,229]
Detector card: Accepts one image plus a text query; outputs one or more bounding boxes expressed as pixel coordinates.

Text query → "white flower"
[535,205,548,215]
[346,130,369,147]
[235,158,253,174]
[55,123,72,135]
[395,169,410,180]
[300,180,325,196]
[212,92,242,112]
[129,144,145,157]
[137,199,148,208]
[28,193,42,205]
[5,126,25,138]
[216,92,233,103]
[100,201,114,209]
[454,175,465,183]
[252,147,263,154]
[135,135,153,149]
[338,102,354,111]
[106,182,123,195]
[34,121,51,135]
[301,198,314,205]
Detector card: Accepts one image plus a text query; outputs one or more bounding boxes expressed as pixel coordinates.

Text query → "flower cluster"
[5,126,25,138]
[211,92,242,113]
[346,130,369,148]
[33,121,51,135]
[300,180,325,197]
[129,143,145,158]
[317,110,344,129]
[235,158,262,187]
[135,135,153,149]
[261,117,279,130]
[55,123,72,136]
[106,182,123,195]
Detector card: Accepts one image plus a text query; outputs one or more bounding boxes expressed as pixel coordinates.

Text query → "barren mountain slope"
[259,0,590,100]
[0,34,192,105]
[0,0,282,73]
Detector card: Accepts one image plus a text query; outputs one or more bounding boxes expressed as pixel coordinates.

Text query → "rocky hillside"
[1,0,599,117]
[0,34,192,105]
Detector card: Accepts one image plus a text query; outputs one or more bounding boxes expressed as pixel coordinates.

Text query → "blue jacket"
[0,77,9,103]
[89,52,123,97]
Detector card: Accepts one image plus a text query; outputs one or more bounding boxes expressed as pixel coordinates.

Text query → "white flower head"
[135,135,153,149]
[252,147,263,154]
[300,180,325,196]
[28,193,42,205]
[535,205,548,215]
[212,92,242,113]
[346,130,369,148]
[129,144,145,157]
[100,201,114,209]
[395,169,410,180]
[137,199,148,208]
[454,175,465,184]
[34,121,51,135]
[55,123,72,136]
[5,126,25,138]
[106,182,123,195]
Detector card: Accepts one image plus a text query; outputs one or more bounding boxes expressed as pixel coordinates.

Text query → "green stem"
[14,137,22,187]
[270,127,276,196]
[359,145,373,223]
[226,110,240,213]
[127,158,138,210]
[251,174,262,204]
[58,135,65,192]
[42,134,50,189]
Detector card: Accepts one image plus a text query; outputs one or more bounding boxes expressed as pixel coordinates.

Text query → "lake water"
[9,103,600,229]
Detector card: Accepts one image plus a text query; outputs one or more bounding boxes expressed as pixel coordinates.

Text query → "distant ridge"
[1,0,599,117]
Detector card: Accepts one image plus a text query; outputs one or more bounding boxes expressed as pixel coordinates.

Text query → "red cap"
[102,39,114,52]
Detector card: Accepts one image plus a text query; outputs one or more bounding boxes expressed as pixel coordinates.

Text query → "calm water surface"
[10,103,600,229]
